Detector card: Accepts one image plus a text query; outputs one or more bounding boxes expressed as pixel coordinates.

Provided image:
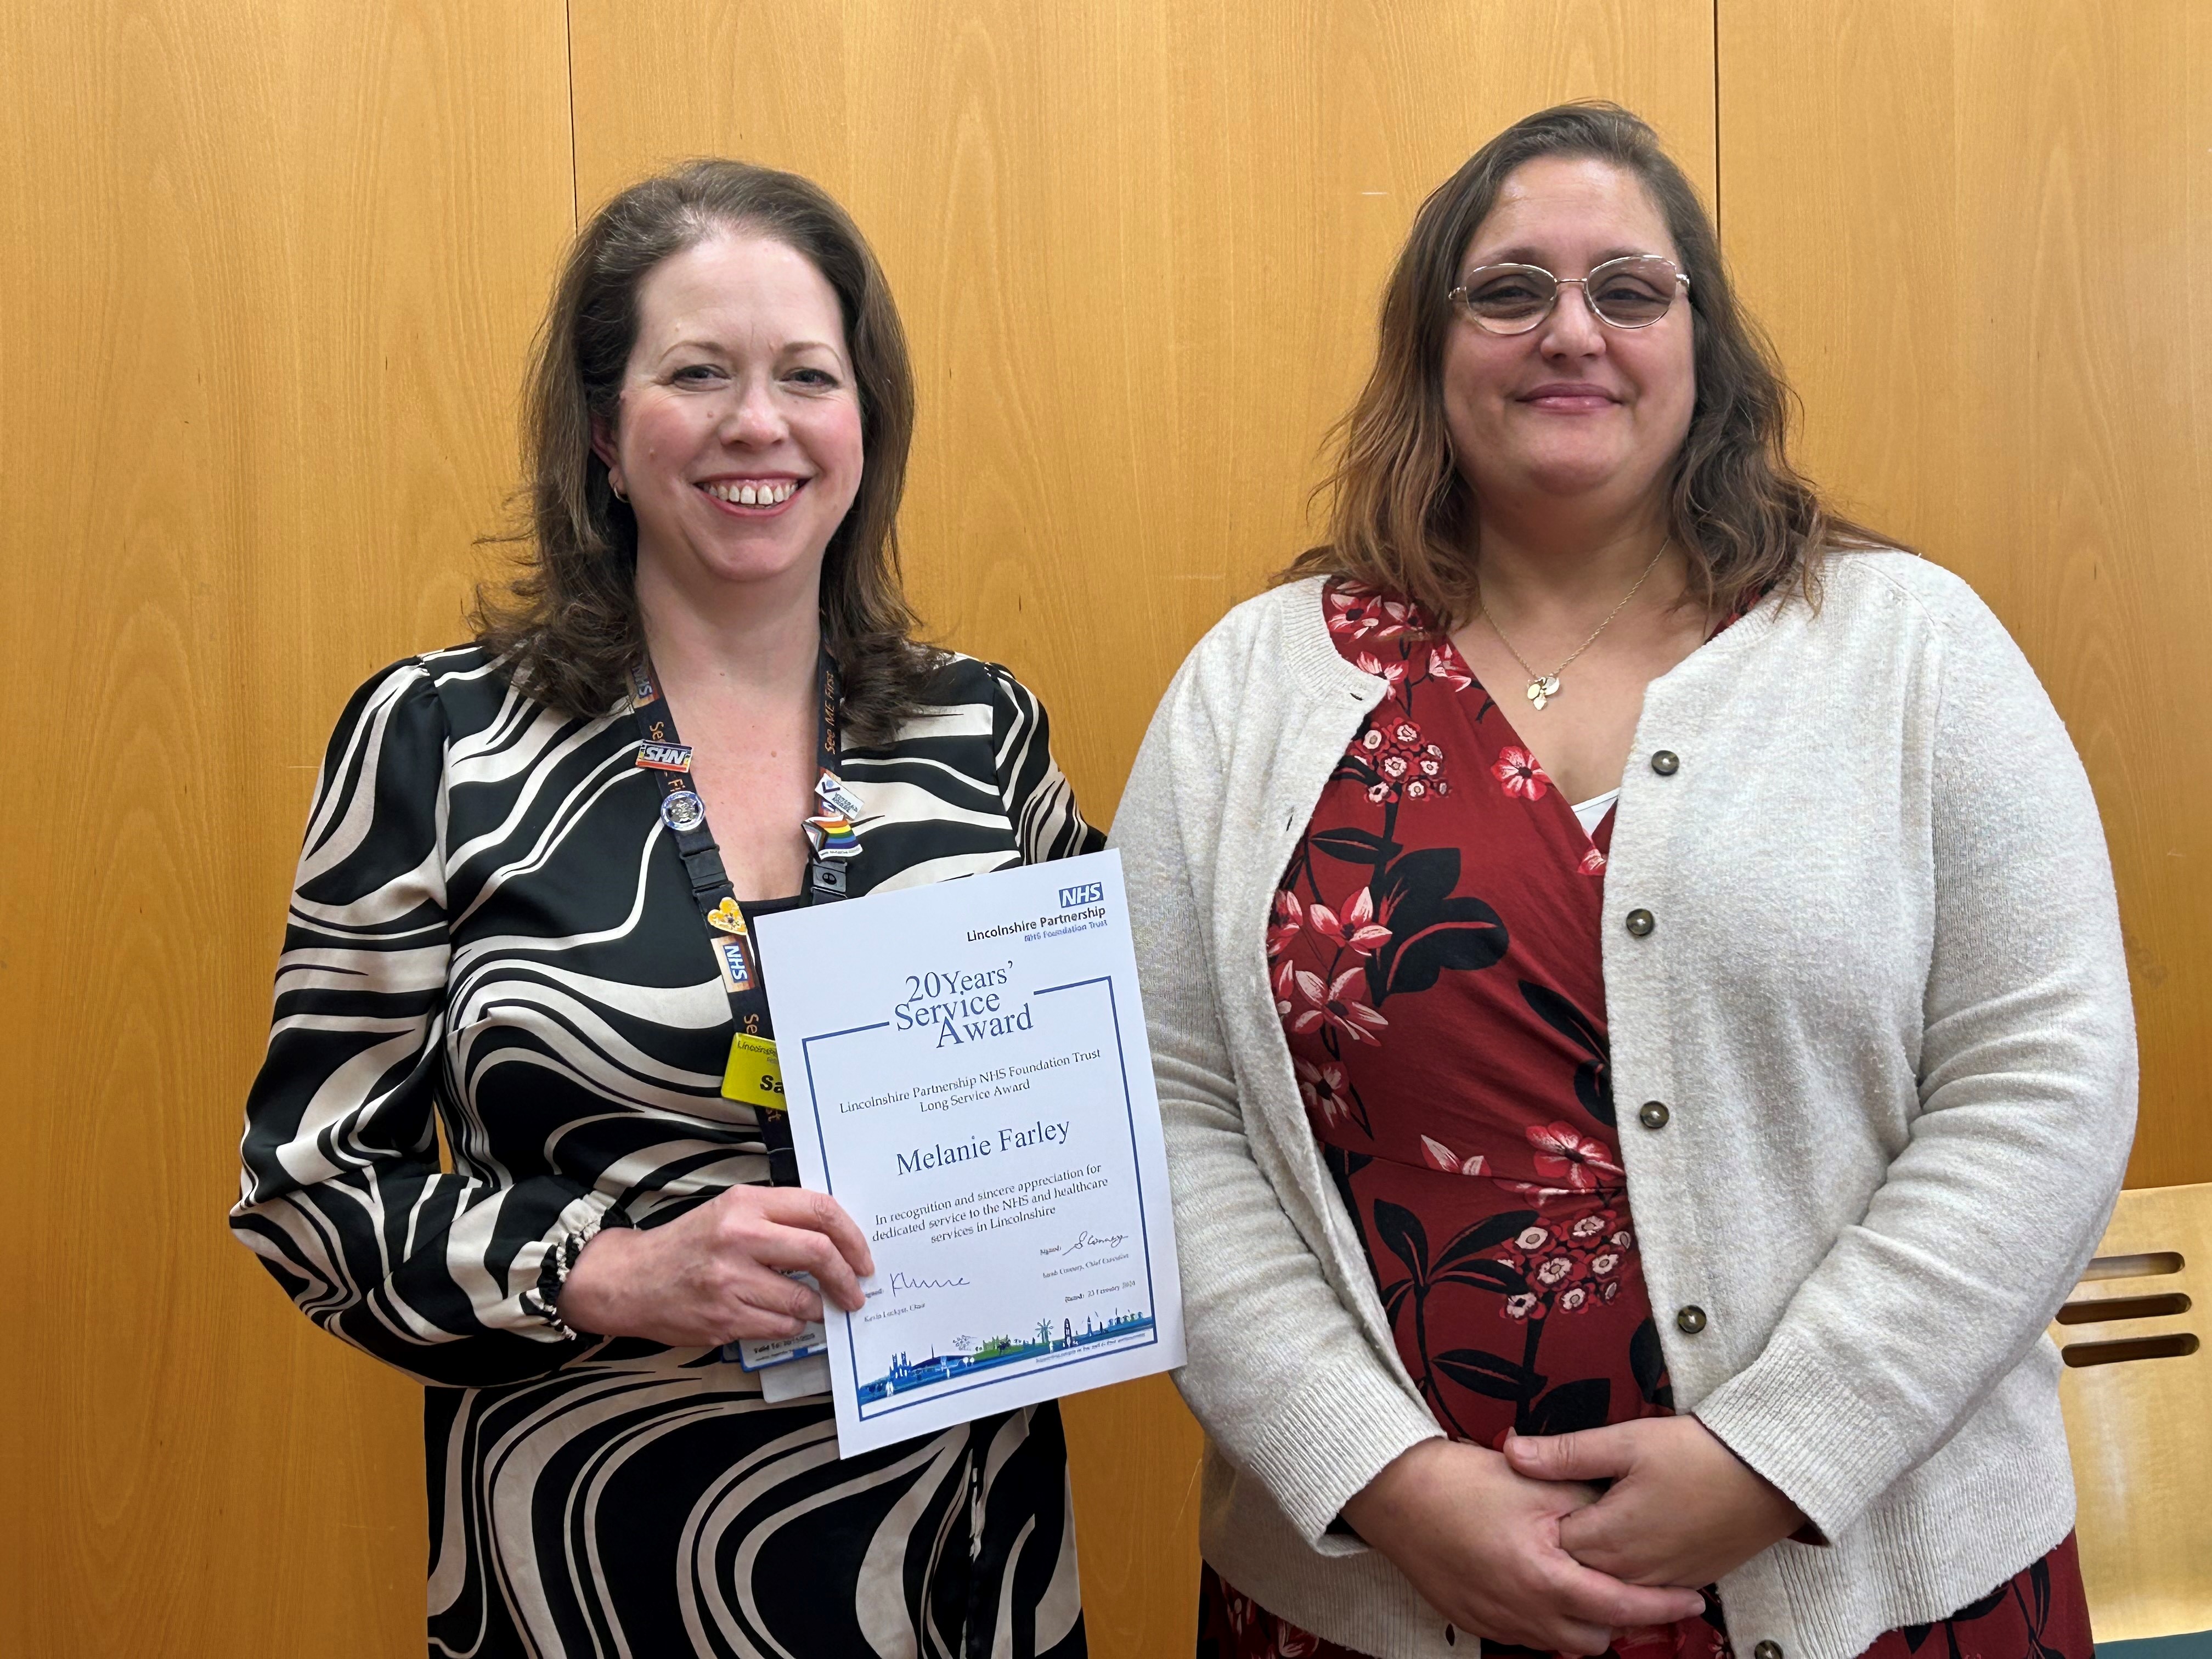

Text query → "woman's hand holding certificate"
[755,850,1186,1455]
[561,1187,875,1346]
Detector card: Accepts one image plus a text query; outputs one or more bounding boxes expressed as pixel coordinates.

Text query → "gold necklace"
[1474,541,1671,712]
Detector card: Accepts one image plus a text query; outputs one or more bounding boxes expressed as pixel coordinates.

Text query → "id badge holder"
[734,1315,828,1372]
[727,1269,829,1372]
[723,1031,786,1113]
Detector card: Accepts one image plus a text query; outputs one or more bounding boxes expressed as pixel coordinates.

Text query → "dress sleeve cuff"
[524,1197,629,1339]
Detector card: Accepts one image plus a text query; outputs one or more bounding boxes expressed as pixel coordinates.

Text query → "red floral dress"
[1194,580,2089,1659]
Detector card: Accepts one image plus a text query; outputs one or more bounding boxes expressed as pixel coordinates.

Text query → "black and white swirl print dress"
[232,644,1101,1658]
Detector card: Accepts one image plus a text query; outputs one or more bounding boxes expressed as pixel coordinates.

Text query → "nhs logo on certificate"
[754,850,1186,1457]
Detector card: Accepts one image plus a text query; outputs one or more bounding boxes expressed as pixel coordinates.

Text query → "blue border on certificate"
[798,976,1162,1422]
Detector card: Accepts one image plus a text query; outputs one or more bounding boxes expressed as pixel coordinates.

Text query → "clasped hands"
[1340,1418,1807,1657]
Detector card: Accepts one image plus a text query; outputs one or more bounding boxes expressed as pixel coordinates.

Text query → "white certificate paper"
[754,850,1185,1455]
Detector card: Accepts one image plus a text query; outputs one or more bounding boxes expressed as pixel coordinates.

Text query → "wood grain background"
[1717,0,2212,1194]
[0,1,569,1651]
[0,1,2200,1651]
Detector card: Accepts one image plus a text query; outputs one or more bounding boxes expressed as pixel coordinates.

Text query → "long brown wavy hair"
[1285,102,1890,618]
[472,159,940,740]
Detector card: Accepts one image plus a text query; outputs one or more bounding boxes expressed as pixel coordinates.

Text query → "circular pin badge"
[660,789,706,833]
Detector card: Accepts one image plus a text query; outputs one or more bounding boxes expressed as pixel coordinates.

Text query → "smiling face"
[1441,155,1696,531]
[594,229,864,608]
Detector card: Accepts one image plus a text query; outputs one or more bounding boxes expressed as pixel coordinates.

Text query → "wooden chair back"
[2052,1181,2211,1641]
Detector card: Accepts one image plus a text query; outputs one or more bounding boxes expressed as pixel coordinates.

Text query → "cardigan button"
[1754,1644,1784,1659]
[1650,750,1679,775]
[1638,1101,1671,1130]
[1676,1305,1708,1334]
[1625,909,1655,938]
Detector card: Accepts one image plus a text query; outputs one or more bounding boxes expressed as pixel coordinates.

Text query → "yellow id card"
[722,1032,787,1111]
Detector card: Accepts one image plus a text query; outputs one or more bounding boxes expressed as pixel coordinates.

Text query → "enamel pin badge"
[636,741,693,772]
[816,771,865,819]
[712,932,754,993]
[661,790,706,833]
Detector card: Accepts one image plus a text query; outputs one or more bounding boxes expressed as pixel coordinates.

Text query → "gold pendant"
[1526,675,1561,710]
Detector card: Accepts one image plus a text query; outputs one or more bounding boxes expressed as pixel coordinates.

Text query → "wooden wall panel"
[0,2,573,1652]
[566,5,1716,1647]
[1718,1,2212,1190]
[46,1,2203,1647]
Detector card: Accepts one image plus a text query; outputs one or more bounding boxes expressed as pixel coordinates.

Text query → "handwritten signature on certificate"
[885,1271,972,1299]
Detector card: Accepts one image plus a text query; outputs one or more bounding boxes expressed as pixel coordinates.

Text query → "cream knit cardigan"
[1110,556,2135,1659]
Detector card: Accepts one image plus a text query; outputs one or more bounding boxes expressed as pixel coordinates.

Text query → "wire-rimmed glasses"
[1448,254,1691,335]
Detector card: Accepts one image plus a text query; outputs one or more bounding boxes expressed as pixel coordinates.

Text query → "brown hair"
[1286,101,1889,618]
[472,159,939,740]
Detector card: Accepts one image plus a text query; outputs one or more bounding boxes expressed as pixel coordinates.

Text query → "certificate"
[754,850,1185,1455]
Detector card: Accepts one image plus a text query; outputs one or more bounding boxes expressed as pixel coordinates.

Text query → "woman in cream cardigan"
[1114,104,2132,1659]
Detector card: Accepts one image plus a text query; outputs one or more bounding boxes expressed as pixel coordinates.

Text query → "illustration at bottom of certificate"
[846,1158,1163,1418]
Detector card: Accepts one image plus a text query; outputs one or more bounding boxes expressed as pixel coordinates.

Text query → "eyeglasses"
[1448,255,1691,335]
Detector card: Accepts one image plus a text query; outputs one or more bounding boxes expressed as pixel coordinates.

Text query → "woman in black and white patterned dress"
[232,161,1097,1658]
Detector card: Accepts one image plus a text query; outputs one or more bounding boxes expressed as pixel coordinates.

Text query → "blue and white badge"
[815,771,865,820]
[712,932,754,993]
[733,1326,827,1370]
[661,789,706,833]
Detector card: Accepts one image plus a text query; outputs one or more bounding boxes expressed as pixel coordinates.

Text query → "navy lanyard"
[627,651,861,1185]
